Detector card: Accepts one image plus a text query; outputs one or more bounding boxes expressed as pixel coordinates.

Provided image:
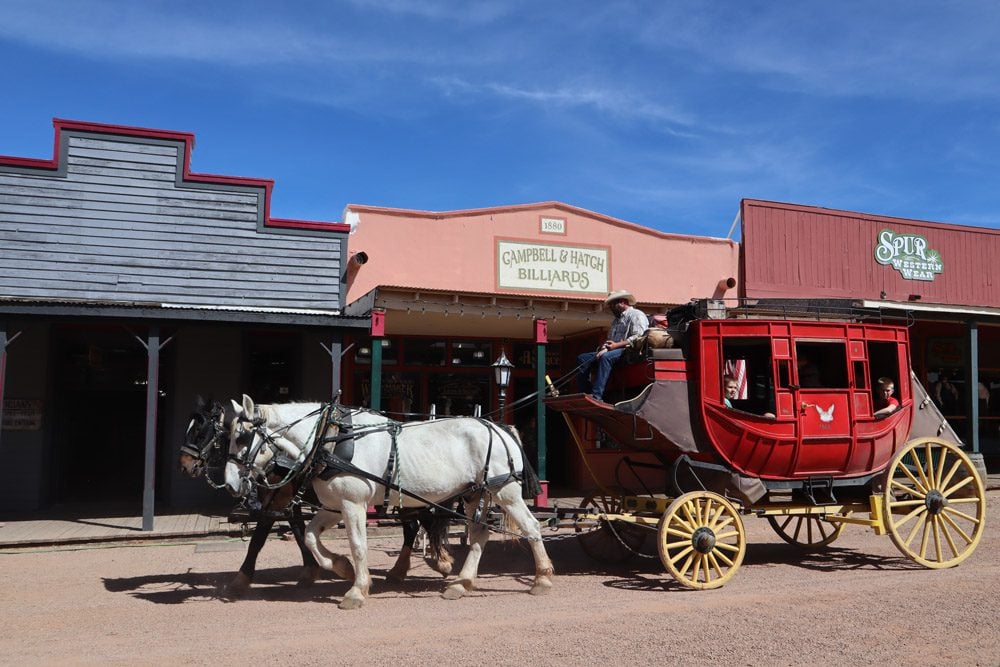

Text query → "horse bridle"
[229,405,328,492]
[180,403,231,489]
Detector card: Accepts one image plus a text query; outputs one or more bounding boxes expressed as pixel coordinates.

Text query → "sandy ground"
[1,492,998,667]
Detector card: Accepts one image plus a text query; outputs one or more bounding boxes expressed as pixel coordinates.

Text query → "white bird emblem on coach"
[816,404,835,422]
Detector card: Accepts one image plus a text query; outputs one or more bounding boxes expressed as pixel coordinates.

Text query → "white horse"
[223,395,554,610]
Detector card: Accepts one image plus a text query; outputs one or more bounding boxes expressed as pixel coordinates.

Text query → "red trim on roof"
[0,118,351,233]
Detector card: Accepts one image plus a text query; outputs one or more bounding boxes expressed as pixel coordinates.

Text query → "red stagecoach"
[546,300,987,589]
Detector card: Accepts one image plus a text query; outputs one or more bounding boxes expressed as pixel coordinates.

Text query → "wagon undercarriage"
[565,436,986,589]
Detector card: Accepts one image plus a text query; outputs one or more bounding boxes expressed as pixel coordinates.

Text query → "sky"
[2,0,1000,238]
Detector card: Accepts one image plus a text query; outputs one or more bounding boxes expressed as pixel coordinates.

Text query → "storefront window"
[405,339,446,366]
[429,373,490,416]
[381,372,421,417]
[354,337,398,365]
[450,341,492,366]
[513,342,562,369]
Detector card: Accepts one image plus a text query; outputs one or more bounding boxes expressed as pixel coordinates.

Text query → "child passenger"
[723,374,739,408]
[874,377,900,417]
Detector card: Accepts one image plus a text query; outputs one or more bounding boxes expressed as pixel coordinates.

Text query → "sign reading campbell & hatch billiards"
[496,239,609,295]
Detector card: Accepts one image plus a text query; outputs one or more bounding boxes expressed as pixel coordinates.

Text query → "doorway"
[50,326,168,507]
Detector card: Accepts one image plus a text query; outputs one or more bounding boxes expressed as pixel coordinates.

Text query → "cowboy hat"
[604,289,636,306]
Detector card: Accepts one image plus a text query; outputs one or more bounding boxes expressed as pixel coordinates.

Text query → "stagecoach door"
[791,341,852,468]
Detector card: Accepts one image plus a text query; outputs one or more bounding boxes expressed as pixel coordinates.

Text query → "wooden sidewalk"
[0,511,238,549]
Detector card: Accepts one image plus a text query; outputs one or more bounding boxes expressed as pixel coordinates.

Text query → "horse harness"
[234,402,532,535]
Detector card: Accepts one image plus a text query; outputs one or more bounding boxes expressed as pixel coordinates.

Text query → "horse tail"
[485,421,542,500]
[502,423,542,500]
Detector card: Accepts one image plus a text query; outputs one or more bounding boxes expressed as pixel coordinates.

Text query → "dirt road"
[2,492,998,666]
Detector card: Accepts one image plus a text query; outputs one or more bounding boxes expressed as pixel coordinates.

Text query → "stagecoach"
[546,299,987,589]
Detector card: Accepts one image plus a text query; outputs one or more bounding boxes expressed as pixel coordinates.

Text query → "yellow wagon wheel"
[657,491,746,590]
[882,437,986,569]
[576,492,647,563]
[767,513,848,550]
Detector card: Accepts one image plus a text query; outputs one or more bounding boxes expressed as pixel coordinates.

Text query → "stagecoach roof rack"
[687,298,912,326]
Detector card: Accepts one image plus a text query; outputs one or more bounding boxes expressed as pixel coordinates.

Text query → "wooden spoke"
[575,492,647,563]
[882,438,986,569]
[657,491,745,590]
[767,512,847,550]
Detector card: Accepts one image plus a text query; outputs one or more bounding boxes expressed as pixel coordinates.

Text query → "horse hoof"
[385,568,406,584]
[529,581,553,596]
[338,595,365,610]
[296,566,319,588]
[221,573,251,598]
[442,582,468,600]
[427,559,453,577]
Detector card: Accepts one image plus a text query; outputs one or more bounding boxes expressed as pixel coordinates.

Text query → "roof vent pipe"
[712,276,737,299]
[343,251,369,286]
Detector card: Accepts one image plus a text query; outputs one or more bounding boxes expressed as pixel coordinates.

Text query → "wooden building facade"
[0,119,367,520]
[740,199,1000,466]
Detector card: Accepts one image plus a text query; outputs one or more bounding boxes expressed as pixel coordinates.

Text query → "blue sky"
[2,0,999,238]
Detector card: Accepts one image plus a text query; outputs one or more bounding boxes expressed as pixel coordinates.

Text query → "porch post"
[0,326,21,451]
[534,319,549,507]
[369,310,385,411]
[329,331,343,401]
[142,326,161,531]
[0,326,7,450]
[964,320,988,482]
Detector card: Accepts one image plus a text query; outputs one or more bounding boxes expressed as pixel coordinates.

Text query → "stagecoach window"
[777,359,791,389]
[854,362,868,390]
[405,339,446,366]
[794,341,848,389]
[867,341,900,391]
[721,337,776,415]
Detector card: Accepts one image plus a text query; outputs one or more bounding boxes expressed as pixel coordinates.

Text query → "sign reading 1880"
[497,239,609,294]
[874,229,943,281]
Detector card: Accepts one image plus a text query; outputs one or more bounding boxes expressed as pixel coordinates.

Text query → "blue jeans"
[577,348,624,401]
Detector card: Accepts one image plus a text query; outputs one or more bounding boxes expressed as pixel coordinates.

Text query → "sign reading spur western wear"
[874,229,943,281]
[496,239,609,294]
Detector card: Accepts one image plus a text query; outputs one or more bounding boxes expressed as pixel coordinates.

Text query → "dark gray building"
[0,119,368,521]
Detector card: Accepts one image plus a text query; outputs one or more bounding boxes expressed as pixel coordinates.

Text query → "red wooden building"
[740,199,1000,466]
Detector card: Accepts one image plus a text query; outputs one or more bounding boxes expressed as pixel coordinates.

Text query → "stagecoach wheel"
[657,491,746,590]
[575,492,647,563]
[882,437,986,569]
[767,513,848,550]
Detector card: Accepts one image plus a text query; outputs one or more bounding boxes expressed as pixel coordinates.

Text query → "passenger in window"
[874,377,900,417]
[797,355,822,387]
[725,372,776,419]
[723,374,739,408]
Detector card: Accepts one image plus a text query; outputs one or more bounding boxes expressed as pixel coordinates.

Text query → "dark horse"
[179,398,453,597]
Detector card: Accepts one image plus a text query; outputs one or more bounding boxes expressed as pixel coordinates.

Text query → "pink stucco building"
[340,201,738,489]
